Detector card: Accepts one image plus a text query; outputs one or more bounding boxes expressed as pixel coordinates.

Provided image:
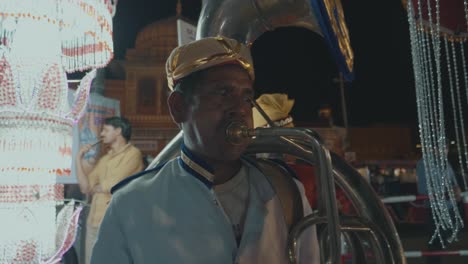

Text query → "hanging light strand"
[407,0,465,247]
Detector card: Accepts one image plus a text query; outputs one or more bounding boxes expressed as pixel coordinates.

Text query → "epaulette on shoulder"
[111,162,167,194]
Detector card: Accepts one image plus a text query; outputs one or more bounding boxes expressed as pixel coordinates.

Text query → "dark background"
[111,0,418,127]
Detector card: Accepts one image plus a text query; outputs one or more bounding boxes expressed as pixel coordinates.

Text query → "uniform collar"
[179,143,215,189]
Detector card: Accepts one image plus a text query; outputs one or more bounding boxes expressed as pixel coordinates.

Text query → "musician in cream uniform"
[91,37,320,264]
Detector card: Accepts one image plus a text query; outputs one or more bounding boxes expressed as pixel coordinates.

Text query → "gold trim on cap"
[166,36,254,90]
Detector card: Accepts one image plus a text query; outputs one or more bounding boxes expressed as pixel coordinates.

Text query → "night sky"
[111,0,418,128]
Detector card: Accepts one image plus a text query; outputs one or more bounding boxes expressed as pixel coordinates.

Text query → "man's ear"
[167,91,188,124]
[115,127,122,137]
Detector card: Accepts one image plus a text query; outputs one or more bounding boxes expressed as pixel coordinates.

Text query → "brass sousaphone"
[149,0,406,263]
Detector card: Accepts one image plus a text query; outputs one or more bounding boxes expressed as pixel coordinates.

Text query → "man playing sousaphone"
[253,93,296,129]
[91,37,320,263]
[252,93,354,214]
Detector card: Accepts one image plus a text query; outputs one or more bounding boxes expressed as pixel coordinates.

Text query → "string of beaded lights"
[0,0,117,262]
[406,0,467,247]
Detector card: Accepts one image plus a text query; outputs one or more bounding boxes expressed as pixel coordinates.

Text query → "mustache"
[222,118,249,130]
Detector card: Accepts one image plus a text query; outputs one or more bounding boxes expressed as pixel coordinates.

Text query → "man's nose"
[227,95,250,118]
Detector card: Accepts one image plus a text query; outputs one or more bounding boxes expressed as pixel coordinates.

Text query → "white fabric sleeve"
[90,198,132,263]
[293,178,321,264]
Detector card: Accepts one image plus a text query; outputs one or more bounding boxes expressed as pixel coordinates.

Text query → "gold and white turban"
[165,36,255,91]
[253,93,295,128]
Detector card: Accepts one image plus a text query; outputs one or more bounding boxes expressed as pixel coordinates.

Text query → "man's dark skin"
[167,64,255,185]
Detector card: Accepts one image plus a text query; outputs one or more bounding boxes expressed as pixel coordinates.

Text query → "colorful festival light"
[0,1,117,262]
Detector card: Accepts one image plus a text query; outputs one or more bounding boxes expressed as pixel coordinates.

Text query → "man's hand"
[78,144,92,158]
[92,184,104,195]
[454,187,462,202]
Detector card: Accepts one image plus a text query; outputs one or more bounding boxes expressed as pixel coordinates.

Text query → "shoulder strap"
[244,156,304,232]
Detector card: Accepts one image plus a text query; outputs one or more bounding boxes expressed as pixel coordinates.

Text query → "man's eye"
[215,89,229,96]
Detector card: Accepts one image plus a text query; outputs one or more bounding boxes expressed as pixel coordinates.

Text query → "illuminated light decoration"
[45,201,83,264]
[0,0,116,263]
[0,0,115,71]
[405,0,467,247]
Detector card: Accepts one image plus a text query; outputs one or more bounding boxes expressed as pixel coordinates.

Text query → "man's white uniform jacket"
[91,144,320,264]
